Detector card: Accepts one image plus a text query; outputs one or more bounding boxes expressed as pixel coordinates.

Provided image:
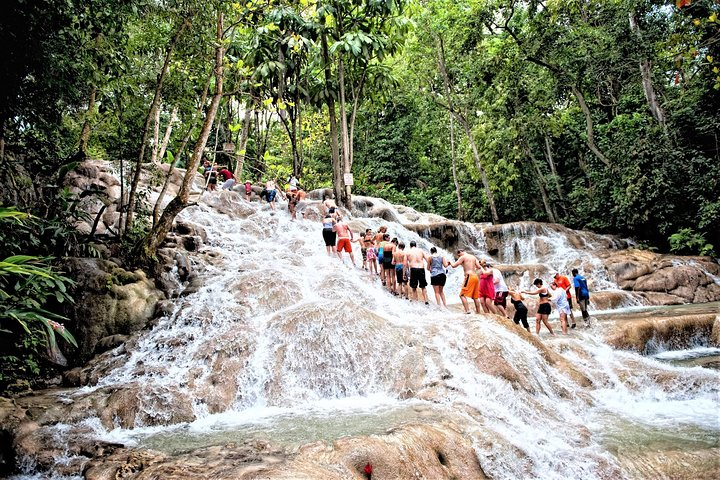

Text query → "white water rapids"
[12,192,720,479]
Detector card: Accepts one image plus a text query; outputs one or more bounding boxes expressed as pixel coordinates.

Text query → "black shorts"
[322,228,336,247]
[513,307,529,328]
[409,268,427,289]
[430,273,446,287]
[538,303,551,315]
[383,253,393,266]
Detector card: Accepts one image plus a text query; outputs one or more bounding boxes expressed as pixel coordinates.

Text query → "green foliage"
[0,208,77,392]
[669,228,715,257]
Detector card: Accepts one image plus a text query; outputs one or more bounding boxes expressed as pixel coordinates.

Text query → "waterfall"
[9,192,720,480]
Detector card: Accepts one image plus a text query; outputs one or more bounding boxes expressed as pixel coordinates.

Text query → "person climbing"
[507,289,530,333]
[427,246,450,308]
[549,280,571,335]
[492,265,510,318]
[288,174,299,193]
[381,234,396,292]
[218,167,235,190]
[333,215,356,266]
[203,160,217,191]
[323,195,338,218]
[321,210,337,256]
[355,228,374,270]
[374,226,387,280]
[366,232,378,276]
[523,278,555,336]
[554,272,576,328]
[266,179,278,211]
[478,260,497,314]
[572,268,591,325]
[451,249,482,314]
[393,242,408,298]
[406,241,429,304]
[244,180,252,201]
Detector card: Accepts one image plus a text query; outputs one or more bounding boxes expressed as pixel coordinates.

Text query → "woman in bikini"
[523,278,555,335]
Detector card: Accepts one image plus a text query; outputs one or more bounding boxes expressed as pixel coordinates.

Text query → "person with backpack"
[572,268,591,325]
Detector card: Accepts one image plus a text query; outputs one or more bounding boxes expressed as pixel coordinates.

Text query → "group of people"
[320,199,592,336]
[453,247,592,335]
[204,165,307,219]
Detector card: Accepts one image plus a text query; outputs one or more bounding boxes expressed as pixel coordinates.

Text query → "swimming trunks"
[538,303,551,315]
[367,247,376,261]
[361,247,367,261]
[409,267,427,289]
[267,189,277,202]
[337,238,352,253]
[395,264,406,284]
[460,273,479,299]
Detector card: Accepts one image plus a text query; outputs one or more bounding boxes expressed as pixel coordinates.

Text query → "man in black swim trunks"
[406,241,429,304]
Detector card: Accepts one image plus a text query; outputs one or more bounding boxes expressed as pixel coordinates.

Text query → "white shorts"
[557,304,571,315]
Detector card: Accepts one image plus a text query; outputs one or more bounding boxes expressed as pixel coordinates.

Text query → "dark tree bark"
[78,85,96,157]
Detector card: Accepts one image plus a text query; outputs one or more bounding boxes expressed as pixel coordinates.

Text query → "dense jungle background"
[1,0,719,390]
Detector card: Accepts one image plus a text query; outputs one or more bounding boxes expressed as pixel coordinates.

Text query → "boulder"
[63,258,165,363]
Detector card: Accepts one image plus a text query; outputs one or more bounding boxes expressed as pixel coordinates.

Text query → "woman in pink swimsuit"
[478,260,497,314]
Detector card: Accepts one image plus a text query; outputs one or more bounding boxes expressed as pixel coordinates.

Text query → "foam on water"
[14,193,720,479]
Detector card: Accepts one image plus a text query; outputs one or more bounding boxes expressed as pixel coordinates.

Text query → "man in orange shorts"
[333,216,356,266]
[451,249,482,314]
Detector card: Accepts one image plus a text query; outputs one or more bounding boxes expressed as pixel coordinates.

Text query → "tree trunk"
[153,77,212,227]
[156,106,177,164]
[78,85,96,157]
[321,31,343,205]
[233,105,252,180]
[525,144,556,223]
[629,11,666,130]
[449,114,463,221]
[150,101,161,164]
[337,57,352,209]
[140,12,224,262]
[570,84,611,168]
[124,18,189,237]
[436,36,499,224]
[543,134,563,219]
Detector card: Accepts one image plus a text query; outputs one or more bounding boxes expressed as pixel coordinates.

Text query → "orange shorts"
[460,273,479,299]
[337,238,352,253]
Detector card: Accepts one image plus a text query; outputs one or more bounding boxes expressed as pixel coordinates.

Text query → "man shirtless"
[405,241,429,304]
[451,249,482,314]
[392,242,407,298]
[333,216,356,266]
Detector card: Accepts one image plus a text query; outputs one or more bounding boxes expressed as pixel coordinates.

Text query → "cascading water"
[9,192,720,480]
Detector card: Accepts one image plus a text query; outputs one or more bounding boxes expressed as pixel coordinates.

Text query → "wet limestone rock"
[605,312,718,352]
[64,257,165,362]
